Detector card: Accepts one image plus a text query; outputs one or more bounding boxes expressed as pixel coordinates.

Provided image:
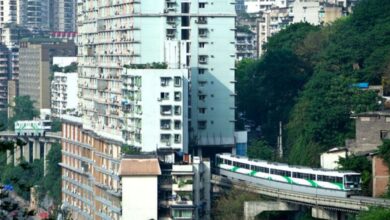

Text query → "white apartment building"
[245,0,288,13]
[0,0,20,25]
[291,0,322,25]
[51,72,78,118]
[121,68,188,152]
[258,7,292,57]
[77,0,236,151]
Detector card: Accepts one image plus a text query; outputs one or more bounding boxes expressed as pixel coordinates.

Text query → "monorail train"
[15,120,51,136]
[215,153,361,197]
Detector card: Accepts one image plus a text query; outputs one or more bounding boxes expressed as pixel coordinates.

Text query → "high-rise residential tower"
[77,0,236,152]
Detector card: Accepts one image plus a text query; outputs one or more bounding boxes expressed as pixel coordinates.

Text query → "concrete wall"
[320,150,347,169]
[122,176,158,220]
[373,156,389,197]
[354,114,390,153]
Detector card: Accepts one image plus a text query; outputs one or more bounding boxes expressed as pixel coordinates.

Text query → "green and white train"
[216,154,361,197]
[15,120,52,137]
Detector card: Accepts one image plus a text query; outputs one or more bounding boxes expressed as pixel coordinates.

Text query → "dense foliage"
[338,155,372,195]
[247,139,274,161]
[357,207,390,220]
[42,142,62,205]
[237,0,389,165]
[8,96,39,130]
[287,0,390,166]
[212,188,260,220]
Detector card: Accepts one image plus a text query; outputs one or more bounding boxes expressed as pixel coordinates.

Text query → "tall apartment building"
[0,0,20,25]
[50,0,77,32]
[18,0,50,31]
[19,39,76,110]
[77,0,236,151]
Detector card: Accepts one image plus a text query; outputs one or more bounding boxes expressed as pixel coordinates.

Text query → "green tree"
[51,118,62,132]
[378,139,390,167]
[212,187,260,220]
[236,50,311,144]
[357,207,390,220]
[42,142,62,205]
[8,96,39,130]
[337,155,372,196]
[247,139,274,161]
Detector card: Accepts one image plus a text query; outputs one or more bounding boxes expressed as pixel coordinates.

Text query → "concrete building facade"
[18,39,76,110]
[348,111,390,154]
[51,72,78,118]
[77,0,236,151]
[50,0,77,32]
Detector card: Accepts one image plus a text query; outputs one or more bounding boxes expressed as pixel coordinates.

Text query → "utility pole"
[277,121,283,159]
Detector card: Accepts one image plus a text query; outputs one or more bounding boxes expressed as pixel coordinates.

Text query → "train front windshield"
[344,175,361,189]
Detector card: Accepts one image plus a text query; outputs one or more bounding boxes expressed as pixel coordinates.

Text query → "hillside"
[237,0,390,166]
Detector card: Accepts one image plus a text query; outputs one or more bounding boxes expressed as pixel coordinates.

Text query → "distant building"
[18,39,76,110]
[244,0,287,13]
[320,147,347,169]
[50,0,77,32]
[51,72,78,118]
[348,111,390,154]
[291,0,322,25]
[236,30,257,60]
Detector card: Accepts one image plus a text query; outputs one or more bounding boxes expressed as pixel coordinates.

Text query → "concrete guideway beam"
[244,201,299,220]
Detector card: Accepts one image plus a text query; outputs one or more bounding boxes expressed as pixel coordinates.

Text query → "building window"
[174,106,181,115]
[161,105,172,115]
[199,3,206,8]
[174,120,181,130]
[199,28,208,38]
[160,120,171,130]
[174,134,181,143]
[198,121,207,130]
[199,108,206,114]
[161,77,171,86]
[160,92,170,100]
[380,130,389,140]
[174,77,181,87]
[199,42,206,48]
[360,117,370,122]
[161,134,171,144]
[199,95,206,101]
[174,92,181,101]
[199,68,206,75]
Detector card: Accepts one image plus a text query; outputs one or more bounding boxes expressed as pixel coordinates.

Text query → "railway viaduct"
[0,131,62,172]
[212,174,390,220]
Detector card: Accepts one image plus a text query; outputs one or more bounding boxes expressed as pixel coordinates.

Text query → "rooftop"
[119,158,161,176]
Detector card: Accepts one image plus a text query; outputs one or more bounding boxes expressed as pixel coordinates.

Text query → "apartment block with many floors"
[77,0,236,151]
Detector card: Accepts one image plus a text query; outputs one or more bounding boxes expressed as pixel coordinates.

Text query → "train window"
[271,169,291,177]
[227,160,232,165]
[336,177,342,183]
[293,172,314,180]
[245,164,250,169]
[253,166,268,173]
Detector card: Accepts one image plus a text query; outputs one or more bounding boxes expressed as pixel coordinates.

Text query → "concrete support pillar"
[244,201,299,220]
[33,140,39,160]
[312,207,340,220]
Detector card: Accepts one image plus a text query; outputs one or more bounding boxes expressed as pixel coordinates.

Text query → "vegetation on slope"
[237,0,390,166]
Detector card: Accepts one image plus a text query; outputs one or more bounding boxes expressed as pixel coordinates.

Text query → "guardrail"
[212,175,390,212]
